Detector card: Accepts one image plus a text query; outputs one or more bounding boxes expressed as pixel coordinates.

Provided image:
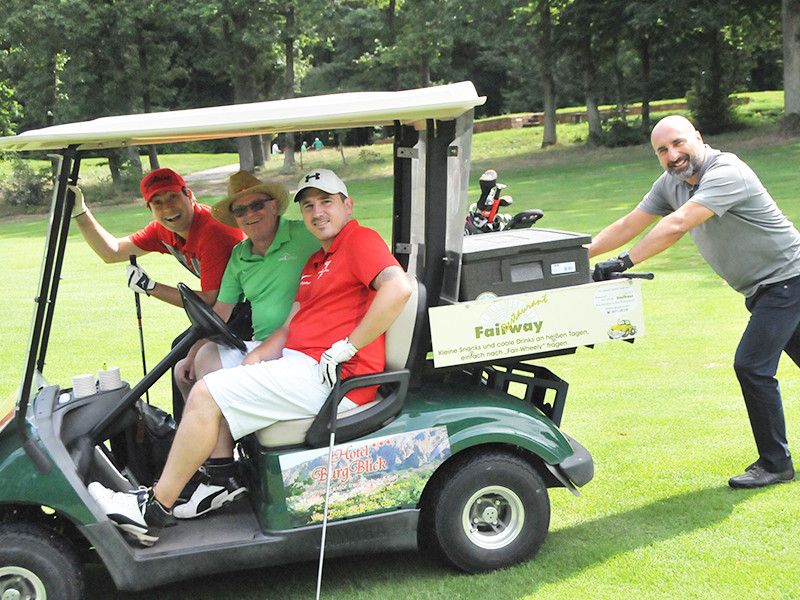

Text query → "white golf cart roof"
[0,81,485,152]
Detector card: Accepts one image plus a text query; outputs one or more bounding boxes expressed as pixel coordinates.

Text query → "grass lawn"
[1,106,800,599]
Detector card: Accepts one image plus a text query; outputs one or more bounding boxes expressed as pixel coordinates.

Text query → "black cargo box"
[459,228,591,300]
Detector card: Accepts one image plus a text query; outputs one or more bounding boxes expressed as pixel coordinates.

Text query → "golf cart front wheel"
[0,523,85,600]
[420,449,550,573]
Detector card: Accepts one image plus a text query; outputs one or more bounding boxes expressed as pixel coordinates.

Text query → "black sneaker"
[175,466,208,505]
[172,476,248,519]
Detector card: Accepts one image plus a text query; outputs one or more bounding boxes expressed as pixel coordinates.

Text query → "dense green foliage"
[0,0,786,137]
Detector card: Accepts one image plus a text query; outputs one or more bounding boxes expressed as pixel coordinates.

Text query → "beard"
[666,152,704,182]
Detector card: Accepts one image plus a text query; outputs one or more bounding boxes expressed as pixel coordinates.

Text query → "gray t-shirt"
[638,147,800,297]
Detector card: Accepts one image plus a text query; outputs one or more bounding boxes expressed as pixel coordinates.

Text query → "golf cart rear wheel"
[420,449,550,573]
[0,523,84,600]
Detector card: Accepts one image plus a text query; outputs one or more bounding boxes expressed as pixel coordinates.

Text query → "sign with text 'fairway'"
[429,279,645,367]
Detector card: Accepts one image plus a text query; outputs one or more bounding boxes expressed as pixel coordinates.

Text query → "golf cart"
[0,82,648,599]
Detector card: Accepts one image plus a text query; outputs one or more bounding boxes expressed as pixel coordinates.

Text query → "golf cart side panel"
[0,419,93,524]
[396,386,575,463]
[84,510,420,592]
[246,384,577,533]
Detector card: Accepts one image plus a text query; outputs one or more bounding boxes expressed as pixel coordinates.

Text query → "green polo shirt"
[218,218,319,340]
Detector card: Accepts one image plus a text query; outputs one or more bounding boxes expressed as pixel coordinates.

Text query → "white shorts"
[217,340,262,369]
[203,348,357,441]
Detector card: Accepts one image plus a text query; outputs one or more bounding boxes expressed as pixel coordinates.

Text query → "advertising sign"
[429,279,645,367]
[279,427,451,526]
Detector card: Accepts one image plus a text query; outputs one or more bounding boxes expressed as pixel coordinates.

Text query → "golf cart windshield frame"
[3,83,484,464]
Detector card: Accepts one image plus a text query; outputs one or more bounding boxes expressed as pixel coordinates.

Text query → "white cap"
[293,168,348,202]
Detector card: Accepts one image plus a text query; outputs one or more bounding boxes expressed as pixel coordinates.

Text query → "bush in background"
[0,155,52,214]
[599,119,648,148]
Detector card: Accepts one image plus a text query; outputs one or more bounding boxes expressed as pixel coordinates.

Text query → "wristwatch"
[618,251,634,270]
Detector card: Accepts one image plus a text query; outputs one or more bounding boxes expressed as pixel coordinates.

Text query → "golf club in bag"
[464,169,545,234]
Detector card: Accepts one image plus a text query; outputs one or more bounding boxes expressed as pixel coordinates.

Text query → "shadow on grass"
[84,485,757,600]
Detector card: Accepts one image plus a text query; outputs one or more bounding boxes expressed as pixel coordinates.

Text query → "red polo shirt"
[129,203,245,291]
[286,220,400,405]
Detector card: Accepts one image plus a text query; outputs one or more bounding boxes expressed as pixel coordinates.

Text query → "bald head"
[651,115,706,184]
[651,115,699,147]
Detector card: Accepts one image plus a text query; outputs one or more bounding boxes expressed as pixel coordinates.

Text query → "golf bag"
[464,169,544,234]
[110,400,176,486]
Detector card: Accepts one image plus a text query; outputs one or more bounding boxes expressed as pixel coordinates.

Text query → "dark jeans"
[734,275,800,472]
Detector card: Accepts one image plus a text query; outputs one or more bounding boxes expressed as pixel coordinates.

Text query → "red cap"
[140,168,186,203]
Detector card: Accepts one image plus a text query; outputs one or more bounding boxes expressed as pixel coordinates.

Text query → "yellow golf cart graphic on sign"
[608,319,637,339]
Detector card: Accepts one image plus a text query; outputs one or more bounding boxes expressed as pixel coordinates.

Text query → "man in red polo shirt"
[90,168,413,546]
[72,168,245,307]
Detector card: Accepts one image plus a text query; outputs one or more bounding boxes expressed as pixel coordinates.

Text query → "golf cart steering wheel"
[178,283,247,352]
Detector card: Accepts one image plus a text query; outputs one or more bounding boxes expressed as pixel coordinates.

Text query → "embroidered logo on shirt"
[299,274,312,286]
[317,259,332,279]
[278,253,297,262]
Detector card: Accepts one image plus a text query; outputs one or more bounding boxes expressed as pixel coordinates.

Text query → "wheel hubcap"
[0,566,46,600]
[461,485,525,549]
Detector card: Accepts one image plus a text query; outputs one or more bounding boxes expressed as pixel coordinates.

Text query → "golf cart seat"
[254,275,424,448]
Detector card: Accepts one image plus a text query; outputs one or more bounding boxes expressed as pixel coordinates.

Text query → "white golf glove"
[68,184,87,218]
[319,338,358,386]
[126,264,156,296]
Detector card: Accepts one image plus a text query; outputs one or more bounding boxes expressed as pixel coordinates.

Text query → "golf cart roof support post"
[15,146,78,472]
[391,120,418,273]
[37,153,83,373]
[422,118,456,306]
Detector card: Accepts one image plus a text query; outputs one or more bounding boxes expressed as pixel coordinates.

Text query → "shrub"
[599,119,648,148]
[358,148,385,163]
[0,156,52,214]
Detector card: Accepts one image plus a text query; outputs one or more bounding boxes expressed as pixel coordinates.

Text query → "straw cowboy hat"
[212,170,289,228]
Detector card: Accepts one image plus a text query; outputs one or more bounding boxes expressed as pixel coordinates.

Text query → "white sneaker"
[89,482,148,534]
[173,478,248,519]
[88,481,172,546]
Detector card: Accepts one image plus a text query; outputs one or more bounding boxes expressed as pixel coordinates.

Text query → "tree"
[515,0,565,147]
[0,59,22,137]
[783,0,800,135]
[0,0,71,132]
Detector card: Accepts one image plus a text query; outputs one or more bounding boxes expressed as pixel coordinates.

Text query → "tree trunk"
[387,0,402,90]
[237,137,254,172]
[639,33,651,133]
[580,31,602,144]
[138,43,160,170]
[108,151,123,186]
[283,4,297,172]
[611,38,627,122]
[126,146,143,176]
[783,0,800,135]
[147,146,161,171]
[251,135,265,170]
[539,0,557,147]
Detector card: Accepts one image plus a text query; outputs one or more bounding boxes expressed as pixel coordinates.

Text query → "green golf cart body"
[0,82,636,599]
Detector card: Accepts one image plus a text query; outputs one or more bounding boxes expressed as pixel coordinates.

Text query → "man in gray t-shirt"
[588,114,798,489]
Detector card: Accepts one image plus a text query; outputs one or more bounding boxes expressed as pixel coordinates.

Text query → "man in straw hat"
[71,168,245,307]
[171,170,318,517]
[90,168,412,546]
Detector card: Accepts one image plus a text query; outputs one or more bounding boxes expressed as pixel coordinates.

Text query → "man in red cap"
[71,168,245,307]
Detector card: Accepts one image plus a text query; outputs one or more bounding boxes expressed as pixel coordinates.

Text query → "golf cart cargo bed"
[459,228,591,300]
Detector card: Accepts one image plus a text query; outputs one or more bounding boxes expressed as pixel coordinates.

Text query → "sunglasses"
[230,197,272,218]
